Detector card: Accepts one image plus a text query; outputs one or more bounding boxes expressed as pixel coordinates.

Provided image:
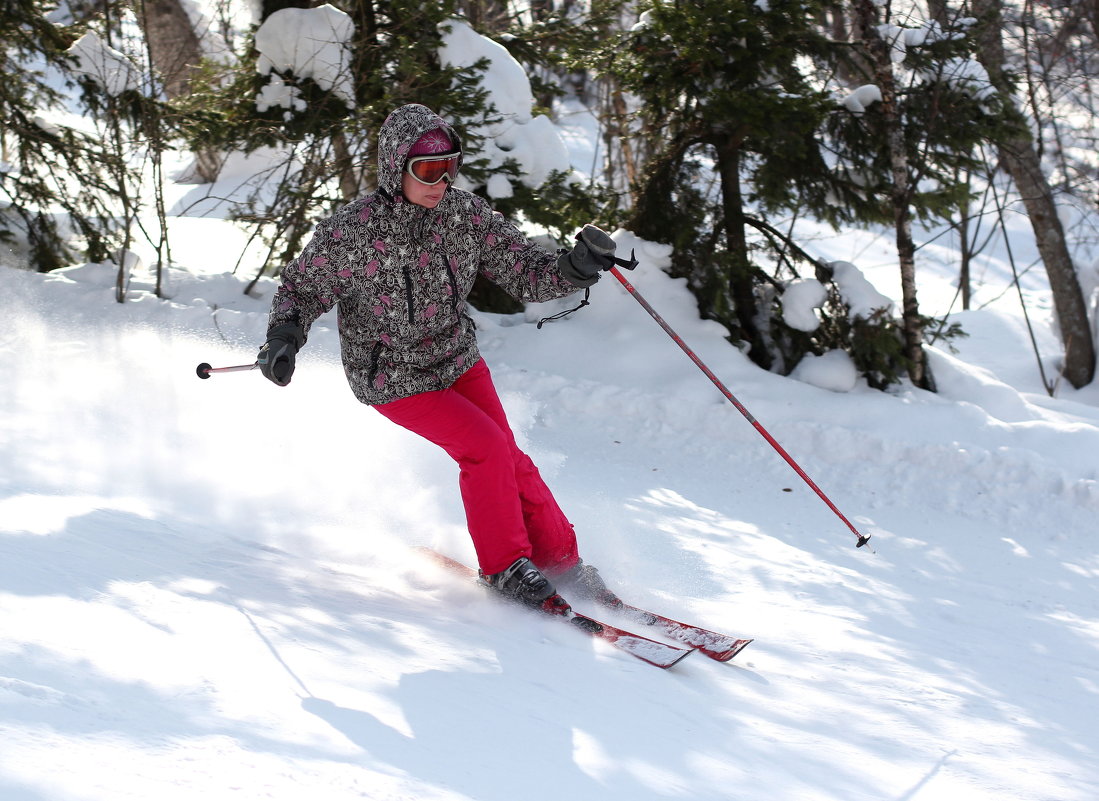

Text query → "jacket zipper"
[402,265,415,326]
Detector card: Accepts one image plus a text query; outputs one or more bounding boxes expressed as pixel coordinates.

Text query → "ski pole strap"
[537,287,591,328]
[536,248,634,329]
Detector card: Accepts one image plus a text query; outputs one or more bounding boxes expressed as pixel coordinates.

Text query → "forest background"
[4,0,1099,396]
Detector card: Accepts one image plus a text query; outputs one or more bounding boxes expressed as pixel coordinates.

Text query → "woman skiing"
[257,103,616,610]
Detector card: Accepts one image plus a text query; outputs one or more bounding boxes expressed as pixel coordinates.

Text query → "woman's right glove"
[557,224,617,288]
[257,322,305,386]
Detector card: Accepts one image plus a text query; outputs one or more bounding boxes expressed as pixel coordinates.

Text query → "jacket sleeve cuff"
[266,320,306,349]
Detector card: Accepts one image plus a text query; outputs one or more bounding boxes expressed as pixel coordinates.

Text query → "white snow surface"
[2,221,1098,800]
[791,349,860,393]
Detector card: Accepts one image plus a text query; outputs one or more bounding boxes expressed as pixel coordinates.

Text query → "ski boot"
[482,557,561,610]
[554,559,621,607]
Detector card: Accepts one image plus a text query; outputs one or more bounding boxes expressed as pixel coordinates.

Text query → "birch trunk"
[854,0,932,389]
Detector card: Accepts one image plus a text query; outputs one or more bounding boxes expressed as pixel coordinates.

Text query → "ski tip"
[612,631,696,669]
[708,638,753,662]
[663,647,697,668]
[626,643,696,669]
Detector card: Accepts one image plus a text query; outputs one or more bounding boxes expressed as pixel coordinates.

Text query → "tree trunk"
[715,137,770,369]
[972,0,1096,388]
[926,0,949,26]
[610,87,638,197]
[854,0,933,390]
[454,0,510,29]
[133,0,202,98]
[958,204,972,310]
[263,0,314,17]
[332,132,364,201]
[132,0,223,184]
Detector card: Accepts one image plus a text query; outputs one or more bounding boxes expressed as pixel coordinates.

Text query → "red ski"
[596,598,752,662]
[415,547,694,669]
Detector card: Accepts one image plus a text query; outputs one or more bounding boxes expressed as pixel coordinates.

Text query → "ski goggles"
[405,152,461,186]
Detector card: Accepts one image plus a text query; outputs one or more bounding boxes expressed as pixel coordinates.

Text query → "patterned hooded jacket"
[266,103,584,405]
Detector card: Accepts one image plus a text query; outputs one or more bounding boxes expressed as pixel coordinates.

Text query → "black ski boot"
[555,560,620,606]
[482,557,557,608]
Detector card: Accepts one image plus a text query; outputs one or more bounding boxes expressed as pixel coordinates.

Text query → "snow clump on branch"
[67,31,142,96]
[840,84,883,115]
[437,18,572,199]
[253,4,356,119]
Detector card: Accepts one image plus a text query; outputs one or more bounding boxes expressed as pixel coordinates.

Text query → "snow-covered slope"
[2,243,1097,800]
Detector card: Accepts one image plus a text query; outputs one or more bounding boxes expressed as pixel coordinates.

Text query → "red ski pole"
[608,258,871,549]
[195,361,259,379]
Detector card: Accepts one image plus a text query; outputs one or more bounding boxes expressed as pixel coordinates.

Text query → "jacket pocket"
[366,342,384,388]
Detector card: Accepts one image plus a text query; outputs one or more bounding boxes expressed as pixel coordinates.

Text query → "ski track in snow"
[1,260,1097,801]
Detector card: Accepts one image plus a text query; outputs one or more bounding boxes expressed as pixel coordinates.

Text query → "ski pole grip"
[613,249,639,270]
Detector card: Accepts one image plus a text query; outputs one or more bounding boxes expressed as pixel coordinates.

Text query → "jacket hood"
[377,104,463,198]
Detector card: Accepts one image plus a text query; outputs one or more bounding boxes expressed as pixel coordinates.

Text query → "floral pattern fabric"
[267,103,582,405]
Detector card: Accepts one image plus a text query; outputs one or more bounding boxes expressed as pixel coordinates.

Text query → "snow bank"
[791,348,859,392]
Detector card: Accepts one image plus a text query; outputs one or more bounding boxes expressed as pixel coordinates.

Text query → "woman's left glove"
[257,322,305,386]
[557,225,616,287]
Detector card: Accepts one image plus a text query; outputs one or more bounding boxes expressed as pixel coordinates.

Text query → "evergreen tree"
[590,0,1004,389]
[0,0,135,272]
[589,0,881,375]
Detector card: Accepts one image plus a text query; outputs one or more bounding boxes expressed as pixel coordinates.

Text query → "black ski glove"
[257,322,305,387]
[557,224,617,288]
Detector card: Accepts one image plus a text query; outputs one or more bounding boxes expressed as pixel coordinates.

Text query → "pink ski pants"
[374,358,579,576]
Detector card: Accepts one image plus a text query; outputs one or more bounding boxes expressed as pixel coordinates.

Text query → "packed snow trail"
[1,261,1097,801]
